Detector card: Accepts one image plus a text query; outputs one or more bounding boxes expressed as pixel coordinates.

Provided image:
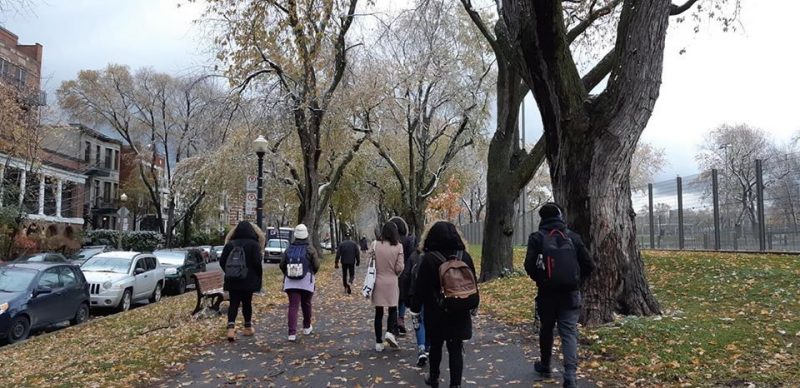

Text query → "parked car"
[69,246,112,266]
[14,253,68,263]
[264,239,289,263]
[80,252,165,312]
[0,262,90,344]
[211,245,224,262]
[198,246,212,263]
[153,249,206,295]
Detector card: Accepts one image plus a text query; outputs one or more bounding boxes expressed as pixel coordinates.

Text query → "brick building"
[0,26,45,107]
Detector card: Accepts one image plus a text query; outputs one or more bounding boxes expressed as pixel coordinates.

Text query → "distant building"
[119,145,169,232]
[0,26,45,107]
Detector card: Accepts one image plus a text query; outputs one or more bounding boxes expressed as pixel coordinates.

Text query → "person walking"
[335,236,360,294]
[360,236,369,252]
[411,221,478,388]
[279,224,321,342]
[402,245,430,367]
[371,222,405,351]
[219,221,264,341]
[523,203,594,388]
[389,216,416,337]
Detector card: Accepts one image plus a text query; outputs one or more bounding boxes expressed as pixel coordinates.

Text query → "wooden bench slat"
[191,271,227,317]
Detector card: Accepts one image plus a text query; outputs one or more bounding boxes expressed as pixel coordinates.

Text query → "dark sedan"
[0,263,90,344]
[153,249,206,295]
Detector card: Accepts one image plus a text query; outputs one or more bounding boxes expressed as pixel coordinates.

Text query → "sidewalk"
[160,265,593,387]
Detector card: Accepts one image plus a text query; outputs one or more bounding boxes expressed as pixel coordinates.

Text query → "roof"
[69,123,123,145]
[2,262,75,271]
[92,251,146,260]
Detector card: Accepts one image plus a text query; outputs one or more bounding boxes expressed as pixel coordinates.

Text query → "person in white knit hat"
[279,224,320,341]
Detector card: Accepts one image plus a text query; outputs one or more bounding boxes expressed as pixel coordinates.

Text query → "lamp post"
[253,135,269,231]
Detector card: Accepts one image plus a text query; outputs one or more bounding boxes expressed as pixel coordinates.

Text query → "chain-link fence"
[459,155,800,252]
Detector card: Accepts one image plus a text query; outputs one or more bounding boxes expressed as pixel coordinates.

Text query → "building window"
[61,182,75,218]
[104,148,112,169]
[84,142,91,162]
[44,177,57,216]
[2,167,21,206]
[94,180,100,205]
[103,182,111,202]
[113,150,119,170]
[95,145,101,165]
[113,183,118,200]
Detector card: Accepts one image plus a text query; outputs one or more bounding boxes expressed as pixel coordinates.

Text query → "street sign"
[246,175,257,192]
[245,192,257,215]
[117,206,130,218]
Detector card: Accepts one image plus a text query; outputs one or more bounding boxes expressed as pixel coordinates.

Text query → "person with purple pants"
[279,224,320,342]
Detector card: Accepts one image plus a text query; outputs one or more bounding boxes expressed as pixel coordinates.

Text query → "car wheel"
[7,316,30,344]
[150,282,162,303]
[71,303,89,325]
[118,289,132,312]
[177,277,187,294]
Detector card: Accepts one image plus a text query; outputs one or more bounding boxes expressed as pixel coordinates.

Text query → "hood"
[389,216,409,237]
[538,217,567,232]
[0,291,25,305]
[422,221,465,252]
[83,271,130,283]
[226,221,266,248]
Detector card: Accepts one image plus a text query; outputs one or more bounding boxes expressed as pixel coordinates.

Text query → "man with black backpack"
[524,203,594,388]
[219,221,265,342]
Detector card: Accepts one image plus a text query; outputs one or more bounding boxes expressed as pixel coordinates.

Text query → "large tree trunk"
[480,165,517,281]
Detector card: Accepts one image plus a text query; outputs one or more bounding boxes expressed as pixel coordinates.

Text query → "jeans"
[227,290,253,328]
[415,308,428,349]
[428,336,464,386]
[341,263,355,292]
[536,291,581,381]
[287,289,313,335]
[398,302,406,327]
[374,306,398,343]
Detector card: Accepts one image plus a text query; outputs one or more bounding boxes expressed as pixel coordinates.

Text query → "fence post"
[712,169,721,250]
[648,183,655,249]
[756,159,766,251]
[677,176,684,250]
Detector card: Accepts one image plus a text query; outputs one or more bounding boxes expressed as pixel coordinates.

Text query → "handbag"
[362,242,377,298]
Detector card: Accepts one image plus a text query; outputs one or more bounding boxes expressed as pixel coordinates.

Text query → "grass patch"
[0,267,286,387]
[475,248,800,385]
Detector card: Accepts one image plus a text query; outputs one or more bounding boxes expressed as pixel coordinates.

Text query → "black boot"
[424,374,439,388]
[563,378,577,388]
[534,360,552,378]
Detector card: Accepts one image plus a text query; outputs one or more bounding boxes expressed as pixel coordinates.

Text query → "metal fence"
[460,155,800,253]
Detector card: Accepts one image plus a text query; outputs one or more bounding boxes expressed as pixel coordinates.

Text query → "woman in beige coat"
[371,222,405,351]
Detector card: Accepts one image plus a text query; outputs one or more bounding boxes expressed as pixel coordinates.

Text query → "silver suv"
[80,252,165,312]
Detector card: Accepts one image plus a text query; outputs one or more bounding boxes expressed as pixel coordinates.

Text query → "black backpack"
[535,229,580,290]
[224,246,248,281]
[285,244,310,280]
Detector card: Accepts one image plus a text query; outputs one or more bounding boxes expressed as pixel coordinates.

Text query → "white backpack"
[362,242,377,298]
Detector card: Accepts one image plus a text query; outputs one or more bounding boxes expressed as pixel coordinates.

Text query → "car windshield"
[70,248,103,261]
[153,252,186,266]
[81,256,132,274]
[0,267,37,292]
[213,246,224,252]
[16,254,47,262]
[267,240,288,248]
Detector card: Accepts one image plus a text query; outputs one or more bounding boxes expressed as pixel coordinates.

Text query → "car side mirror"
[34,286,52,297]
[135,268,146,275]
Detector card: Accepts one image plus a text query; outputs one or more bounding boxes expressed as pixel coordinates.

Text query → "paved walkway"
[161,265,592,387]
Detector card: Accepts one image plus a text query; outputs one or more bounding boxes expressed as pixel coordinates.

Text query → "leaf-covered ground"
[473,247,800,386]
[0,267,285,387]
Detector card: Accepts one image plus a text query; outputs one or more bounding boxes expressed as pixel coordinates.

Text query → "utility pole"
[520,96,527,245]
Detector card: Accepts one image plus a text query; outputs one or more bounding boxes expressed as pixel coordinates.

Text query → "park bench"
[191,271,228,318]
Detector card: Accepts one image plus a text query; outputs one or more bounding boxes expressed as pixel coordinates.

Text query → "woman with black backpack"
[411,221,478,388]
[219,221,265,342]
[279,224,320,342]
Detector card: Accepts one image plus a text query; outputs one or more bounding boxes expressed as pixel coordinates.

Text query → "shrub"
[86,229,120,247]
[122,231,163,252]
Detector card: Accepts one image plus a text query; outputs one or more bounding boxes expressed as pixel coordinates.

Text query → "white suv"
[80,252,165,312]
[264,239,289,263]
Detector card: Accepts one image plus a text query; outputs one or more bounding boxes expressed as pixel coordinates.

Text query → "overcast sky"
[3,0,798,182]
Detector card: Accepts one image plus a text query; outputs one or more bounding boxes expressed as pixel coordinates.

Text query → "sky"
[3,0,798,182]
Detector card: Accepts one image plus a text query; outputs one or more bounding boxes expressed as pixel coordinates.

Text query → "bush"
[86,229,120,247]
[121,231,163,252]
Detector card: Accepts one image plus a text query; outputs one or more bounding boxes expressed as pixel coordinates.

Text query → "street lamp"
[120,193,128,202]
[253,135,269,231]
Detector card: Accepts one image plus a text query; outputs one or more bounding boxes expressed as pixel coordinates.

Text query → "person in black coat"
[411,221,476,388]
[335,237,360,294]
[219,221,264,341]
[359,236,369,252]
[390,216,416,336]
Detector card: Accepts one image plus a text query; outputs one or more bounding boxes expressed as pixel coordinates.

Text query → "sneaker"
[375,342,385,352]
[534,360,552,378]
[563,378,577,388]
[416,351,429,367]
[288,334,297,342]
[384,332,399,348]
[226,327,236,342]
[424,374,439,387]
[303,325,313,335]
[242,326,255,337]
[398,326,407,337]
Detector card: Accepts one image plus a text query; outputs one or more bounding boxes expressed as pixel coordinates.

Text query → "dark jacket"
[412,250,476,341]
[335,240,360,266]
[397,234,417,301]
[523,217,594,296]
[359,237,369,251]
[279,239,321,275]
[219,222,264,292]
[401,249,423,306]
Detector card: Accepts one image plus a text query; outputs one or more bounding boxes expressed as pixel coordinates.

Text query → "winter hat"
[294,224,309,240]
[539,202,563,220]
[422,221,466,252]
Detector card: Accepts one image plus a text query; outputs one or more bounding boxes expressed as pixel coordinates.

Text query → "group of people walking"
[216,200,593,388]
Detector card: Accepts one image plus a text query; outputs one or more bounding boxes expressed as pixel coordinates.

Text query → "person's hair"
[389,216,408,237]
[421,220,466,252]
[381,222,400,245]
[539,202,563,220]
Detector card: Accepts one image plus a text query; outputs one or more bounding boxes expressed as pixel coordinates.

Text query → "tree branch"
[567,0,622,44]
[459,0,500,55]
[670,0,699,15]
[581,48,616,92]
[515,135,547,187]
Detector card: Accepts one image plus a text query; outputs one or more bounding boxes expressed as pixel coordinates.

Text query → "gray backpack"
[224,246,248,281]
